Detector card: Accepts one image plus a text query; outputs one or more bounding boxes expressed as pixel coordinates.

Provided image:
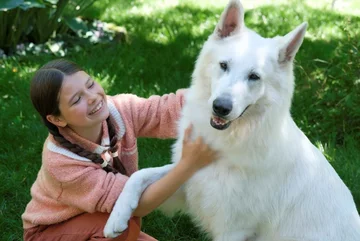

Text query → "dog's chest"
[184,162,275,233]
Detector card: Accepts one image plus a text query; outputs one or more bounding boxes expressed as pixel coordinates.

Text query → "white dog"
[104,0,360,240]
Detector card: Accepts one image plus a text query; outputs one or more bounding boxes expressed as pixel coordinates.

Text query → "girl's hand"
[179,124,218,172]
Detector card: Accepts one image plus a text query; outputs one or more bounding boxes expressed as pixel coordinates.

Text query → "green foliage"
[0,0,97,54]
[0,1,359,240]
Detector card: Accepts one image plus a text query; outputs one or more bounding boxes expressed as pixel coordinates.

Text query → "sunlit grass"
[87,0,360,21]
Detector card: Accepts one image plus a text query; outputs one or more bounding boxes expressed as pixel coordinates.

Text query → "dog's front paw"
[103,192,138,238]
[103,211,128,238]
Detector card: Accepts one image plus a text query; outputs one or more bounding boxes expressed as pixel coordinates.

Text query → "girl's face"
[47,71,109,133]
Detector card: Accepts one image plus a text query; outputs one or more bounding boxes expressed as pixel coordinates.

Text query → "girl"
[22,59,217,241]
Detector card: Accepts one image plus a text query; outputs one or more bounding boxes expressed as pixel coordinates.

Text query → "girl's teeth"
[90,101,102,114]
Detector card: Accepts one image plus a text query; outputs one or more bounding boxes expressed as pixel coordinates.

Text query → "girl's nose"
[88,93,97,105]
[88,98,95,105]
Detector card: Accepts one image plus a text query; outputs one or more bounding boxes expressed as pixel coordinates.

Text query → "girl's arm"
[104,125,217,238]
[133,125,216,216]
[112,89,186,139]
[132,158,197,217]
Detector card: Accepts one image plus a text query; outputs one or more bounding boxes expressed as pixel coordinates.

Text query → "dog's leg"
[103,163,175,238]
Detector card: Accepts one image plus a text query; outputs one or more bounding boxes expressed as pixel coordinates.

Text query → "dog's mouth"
[210,105,251,131]
[210,116,231,130]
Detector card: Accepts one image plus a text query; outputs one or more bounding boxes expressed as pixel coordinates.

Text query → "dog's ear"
[215,0,244,38]
[278,22,307,64]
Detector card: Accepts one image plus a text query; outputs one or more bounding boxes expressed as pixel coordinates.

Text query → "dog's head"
[192,0,307,131]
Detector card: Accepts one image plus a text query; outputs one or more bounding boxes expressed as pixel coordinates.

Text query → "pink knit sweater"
[22,90,185,229]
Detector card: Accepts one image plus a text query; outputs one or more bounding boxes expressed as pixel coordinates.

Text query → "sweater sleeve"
[45,152,128,214]
[113,89,186,139]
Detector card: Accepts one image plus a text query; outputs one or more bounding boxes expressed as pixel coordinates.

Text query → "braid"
[106,117,128,176]
[44,120,119,174]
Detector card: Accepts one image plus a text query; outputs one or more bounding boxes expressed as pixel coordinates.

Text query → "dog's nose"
[213,98,232,116]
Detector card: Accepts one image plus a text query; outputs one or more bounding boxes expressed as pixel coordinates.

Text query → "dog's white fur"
[104,1,360,240]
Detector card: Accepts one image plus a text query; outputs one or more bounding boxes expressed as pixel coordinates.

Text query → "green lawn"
[0,0,359,240]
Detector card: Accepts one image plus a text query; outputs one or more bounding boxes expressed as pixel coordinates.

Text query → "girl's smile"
[46,70,109,143]
[89,100,104,115]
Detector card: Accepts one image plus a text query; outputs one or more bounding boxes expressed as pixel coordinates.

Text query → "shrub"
[0,0,96,54]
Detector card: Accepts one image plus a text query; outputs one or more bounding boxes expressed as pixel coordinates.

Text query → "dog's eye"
[220,62,228,71]
[248,73,260,81]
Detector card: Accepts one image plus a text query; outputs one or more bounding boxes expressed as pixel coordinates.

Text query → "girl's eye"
[88,81,95,88]
[248,73,260,81]
[220,62,228,71]
[73,96,81,105]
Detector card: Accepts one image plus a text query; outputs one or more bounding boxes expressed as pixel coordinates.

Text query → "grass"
[0,0,359,240]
